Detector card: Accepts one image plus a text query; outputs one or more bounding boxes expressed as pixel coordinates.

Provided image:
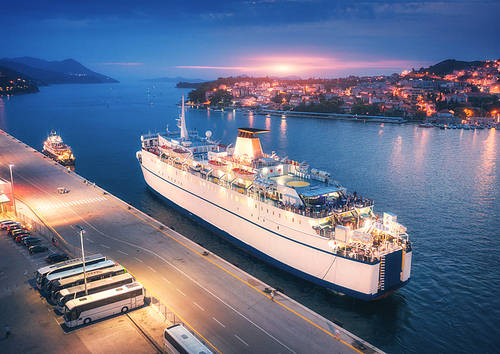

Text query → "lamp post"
[8,164,16,217]
[75,225,88,295]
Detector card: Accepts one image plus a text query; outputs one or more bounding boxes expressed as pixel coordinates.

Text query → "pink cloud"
[101,62,143,66]
[176,55,429,76]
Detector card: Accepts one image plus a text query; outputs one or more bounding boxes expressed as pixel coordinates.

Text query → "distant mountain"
[419,59,485,75]
[0,57,118,85]
[145,76,206,83]
[175,81,206,88]
[0,65,39,95]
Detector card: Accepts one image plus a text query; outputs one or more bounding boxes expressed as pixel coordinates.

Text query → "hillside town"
[187,59,500,125]
[0,67,39,96]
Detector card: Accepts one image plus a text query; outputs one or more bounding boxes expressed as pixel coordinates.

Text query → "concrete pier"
[0,129,382,354]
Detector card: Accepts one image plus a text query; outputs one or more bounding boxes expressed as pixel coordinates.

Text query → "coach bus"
[43,259,115,293]
[49,265,126,301]
[36,254,106,289]
[63,282,144,327]
[163,324,213,354]
[55,273,135,313]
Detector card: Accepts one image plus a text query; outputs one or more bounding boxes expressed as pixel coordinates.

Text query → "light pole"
[75,225,88,295]
[8,164,16,217]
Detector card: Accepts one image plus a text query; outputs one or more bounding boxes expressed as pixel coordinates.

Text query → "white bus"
[163,324,213,354]
[55,273,135,313]
[36,254,106,289]
[44,259,115,293]
[63,282,144,327]
[49,265,126,301]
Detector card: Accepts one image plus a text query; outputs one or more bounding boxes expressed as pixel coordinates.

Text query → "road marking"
[234,334,249,347]
[100,244,110,249]
[193,302,205,311]
[176,288,186,297]
[147,265,157,273]
[86,238,94,243]
[161,277,170,284]
[118,250,128,255]
[212,317,226,328]
[134,257,143,263]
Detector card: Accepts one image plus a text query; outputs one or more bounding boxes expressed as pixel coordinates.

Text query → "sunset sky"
[3,0,500,80]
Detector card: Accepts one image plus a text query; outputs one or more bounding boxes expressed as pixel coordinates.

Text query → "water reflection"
[0,97,5,129]
[413,129,429,172]
[280,117,287,139]
[265,116,271,130]
[475,129,497,199]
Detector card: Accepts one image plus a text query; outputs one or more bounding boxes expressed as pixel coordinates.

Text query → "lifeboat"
[172,147,190,158]
[232,167,256,180]
[208,160,227,171]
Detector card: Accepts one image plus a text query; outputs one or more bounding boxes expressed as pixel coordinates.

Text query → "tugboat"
[42,131,75,166]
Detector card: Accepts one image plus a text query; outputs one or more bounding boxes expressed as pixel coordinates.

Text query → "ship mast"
[179,95,188,140]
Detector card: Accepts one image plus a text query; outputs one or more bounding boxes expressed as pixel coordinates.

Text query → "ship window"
[292,218,294,223]
[267,209,269,213]
[299,220,301,224]
[277,226,279,230]
[255,205,257,209]
[279,214,281,218]
[272,211,274,215]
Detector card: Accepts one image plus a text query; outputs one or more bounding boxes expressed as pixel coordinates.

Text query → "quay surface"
[0,129,381,354]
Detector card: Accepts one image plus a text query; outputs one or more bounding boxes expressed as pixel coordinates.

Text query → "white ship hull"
[139,150,411,300]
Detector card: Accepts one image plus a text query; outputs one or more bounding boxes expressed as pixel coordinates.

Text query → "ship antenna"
[180,95,188,140]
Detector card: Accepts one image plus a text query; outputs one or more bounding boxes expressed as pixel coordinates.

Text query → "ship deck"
[272,174,343,197]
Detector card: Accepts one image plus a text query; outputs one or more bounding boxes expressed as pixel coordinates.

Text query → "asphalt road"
[0,130,377,354]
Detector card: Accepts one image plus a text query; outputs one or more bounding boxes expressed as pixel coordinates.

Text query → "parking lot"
[0,217,166,354]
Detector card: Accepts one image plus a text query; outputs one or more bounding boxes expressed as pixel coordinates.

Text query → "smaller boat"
[42,131,75,166]
[208,160,227,171]
[232,167,256,180]
[418,122,433,128]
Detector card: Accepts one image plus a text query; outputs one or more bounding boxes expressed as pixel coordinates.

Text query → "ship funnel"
[233,128,269,160]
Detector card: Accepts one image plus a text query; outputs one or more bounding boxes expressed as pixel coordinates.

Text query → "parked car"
[15,234,31,242]
[11,228,28,237]
[29,245,48,254]
[1,221,17,229]
[45,253,69,264]
[6,223,21,233]
[23,237,41,247]
[4,223,21,231]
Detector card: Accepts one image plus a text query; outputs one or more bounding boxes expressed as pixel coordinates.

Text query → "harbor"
[0,128,380,353]
[1,81,499,353]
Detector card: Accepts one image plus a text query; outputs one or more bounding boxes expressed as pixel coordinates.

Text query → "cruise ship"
[137,98,412,300]
[42,131,75,166]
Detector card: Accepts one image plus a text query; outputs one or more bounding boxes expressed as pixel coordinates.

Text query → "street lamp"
[75,225,88,295]
[8,164,16,217]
